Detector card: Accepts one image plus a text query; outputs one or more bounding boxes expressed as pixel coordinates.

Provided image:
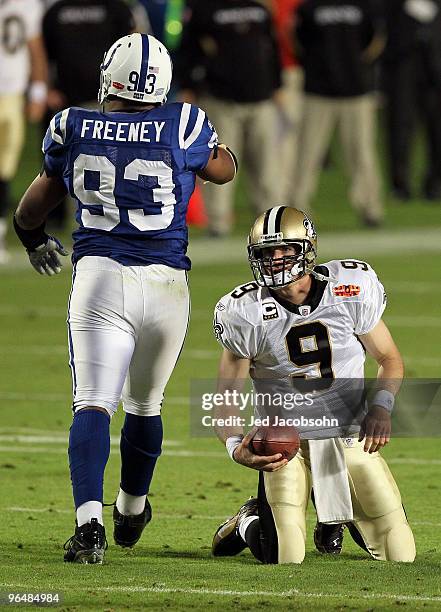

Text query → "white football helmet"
[98,33,172,105]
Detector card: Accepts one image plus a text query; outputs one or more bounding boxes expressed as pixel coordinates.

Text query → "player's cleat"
[63,518,107,564]
[346,521,369,553]
[212,497,258,557]
[113,498,152,547]
[314,521,344,554]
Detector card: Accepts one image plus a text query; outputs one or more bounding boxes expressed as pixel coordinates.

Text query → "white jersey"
[0,0,42,95]
[214,259,386,383]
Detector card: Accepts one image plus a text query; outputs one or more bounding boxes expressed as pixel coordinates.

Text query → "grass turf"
[0,122,440,610]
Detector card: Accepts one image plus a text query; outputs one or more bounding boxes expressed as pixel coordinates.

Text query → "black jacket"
[177,0,281,103]
[43,0,134,105]
[296,0,383,97]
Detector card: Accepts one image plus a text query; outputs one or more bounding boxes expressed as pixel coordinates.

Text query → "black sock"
[0,180,10,218]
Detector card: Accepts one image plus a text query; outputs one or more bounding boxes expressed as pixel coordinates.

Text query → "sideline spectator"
[382,0,441,201]
[42,0,135,229]
[271,0,304,205]
[177,0,282,237]
[293,0,385,227]
[0,0,48,263]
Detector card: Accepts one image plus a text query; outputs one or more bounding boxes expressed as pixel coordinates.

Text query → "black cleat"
[314,521,344,554]
[212,498,258,557]
[113,499,152,547]
[346,521,369,553]
[63,518,107,564]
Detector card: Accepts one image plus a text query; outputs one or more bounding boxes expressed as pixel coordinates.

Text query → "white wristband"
[226,435,243,461]
[372,390,395,414]
[29,81,47,103]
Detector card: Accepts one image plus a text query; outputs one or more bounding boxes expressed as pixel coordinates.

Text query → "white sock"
[116,489,146,516]
[76,501,103,527]
[238,515,258,543]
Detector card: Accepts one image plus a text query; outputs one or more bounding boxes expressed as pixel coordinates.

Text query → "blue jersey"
[42,102,218,269]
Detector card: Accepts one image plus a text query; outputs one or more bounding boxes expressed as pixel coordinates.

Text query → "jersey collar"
[269,265,329,315]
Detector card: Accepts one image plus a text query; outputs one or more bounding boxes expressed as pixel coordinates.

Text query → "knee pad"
[346,447,402,518]
[261,458,310,564]
[384,519,416,562]
[351,507,416,562]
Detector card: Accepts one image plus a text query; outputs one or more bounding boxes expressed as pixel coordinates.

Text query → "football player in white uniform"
[211,206,416,564]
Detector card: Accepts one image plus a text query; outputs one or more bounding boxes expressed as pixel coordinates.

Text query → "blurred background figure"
[0,0,48,263]
[41,0,136,229]
[381,0,441,201]
[138,0,184,51]
[293,0,385,227]
[271,0,304,205]
[177,0,282,237]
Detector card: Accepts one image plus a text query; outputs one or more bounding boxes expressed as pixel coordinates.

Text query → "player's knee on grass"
[351,507,416,562]
[345,442,415,561]
[384,518,415,562]
[260,458,310,564]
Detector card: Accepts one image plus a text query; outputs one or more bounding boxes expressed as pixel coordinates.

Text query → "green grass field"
[0,124,440,610]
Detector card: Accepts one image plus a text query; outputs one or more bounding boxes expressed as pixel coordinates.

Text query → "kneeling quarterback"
[211,206,416,564]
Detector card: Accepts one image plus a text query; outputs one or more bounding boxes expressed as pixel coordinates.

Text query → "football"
[251,424,301,461]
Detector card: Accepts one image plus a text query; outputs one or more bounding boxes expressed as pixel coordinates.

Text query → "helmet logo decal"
[102,44,122,71]
[303,216,316,239]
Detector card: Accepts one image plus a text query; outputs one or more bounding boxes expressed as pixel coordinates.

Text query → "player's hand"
[27,235,69,276]
[232,430,289,472]
[358,405,391,453]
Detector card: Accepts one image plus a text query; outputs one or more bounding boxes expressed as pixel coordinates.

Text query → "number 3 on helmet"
[98,33,173,106]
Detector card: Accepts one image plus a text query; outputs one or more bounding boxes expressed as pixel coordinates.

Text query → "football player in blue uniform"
[14,33,236,564]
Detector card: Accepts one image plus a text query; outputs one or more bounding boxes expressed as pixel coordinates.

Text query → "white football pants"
[67,256,190,417]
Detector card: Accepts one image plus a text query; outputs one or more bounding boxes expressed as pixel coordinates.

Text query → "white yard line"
[0,281,437,320]
[0,434,182,447]
[4,507,228,521]
[0,582,440,603]
[0,305,66,317]
[0,439,440,464]
[89,586,441,603]
[385,316,441,328]
[0,445,224,457]
[0,392,189,404]
[2,227,441,272]
[4,506,438,528]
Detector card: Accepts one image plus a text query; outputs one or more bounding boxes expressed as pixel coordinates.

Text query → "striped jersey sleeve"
[178,103,218,171]
[42,108,71,177]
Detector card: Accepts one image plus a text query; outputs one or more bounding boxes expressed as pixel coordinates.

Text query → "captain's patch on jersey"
[262,302,278,320]
[333,284,361,298]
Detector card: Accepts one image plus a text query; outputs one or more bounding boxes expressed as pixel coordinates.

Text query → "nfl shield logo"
[299,305,311,316]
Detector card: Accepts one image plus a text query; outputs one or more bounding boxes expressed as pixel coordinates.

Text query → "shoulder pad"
[42,107,72,152]
[325,259,379,290]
